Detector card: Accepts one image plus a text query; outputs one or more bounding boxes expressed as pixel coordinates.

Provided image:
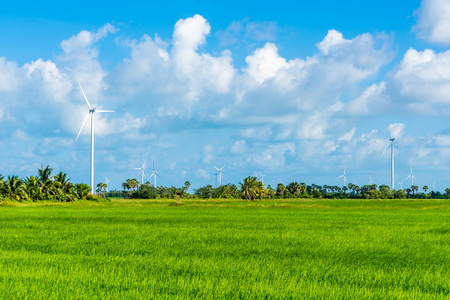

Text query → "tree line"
[0,166,94,202]
[109,176,450,200]
[1,167,448,202]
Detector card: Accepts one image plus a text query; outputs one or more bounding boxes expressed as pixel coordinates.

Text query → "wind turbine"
[404,166,416,187]
[369,176,374,185]
[381,127,395,190]
[432,182,436,192]
[338,168,347,187]
[105,176,110,192]
[148,161,161,188]
[133,159,147,185]
[214,166,225,186]
[259,172,266,183]
[398,180,404,190]
[75,80,115,194]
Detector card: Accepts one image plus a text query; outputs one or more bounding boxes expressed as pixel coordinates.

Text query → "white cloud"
[250,142,295,168]
[387,48,450,115]
[0,57,21,92]
[230,140,247,154]
[317,29,350,55]
[388,123,405,139]
[348,83,388,115]
[172,14,234,100]
[338,127,356,142]
[244,43,288,83]
[414,0,450,45]
[195,168,210,180]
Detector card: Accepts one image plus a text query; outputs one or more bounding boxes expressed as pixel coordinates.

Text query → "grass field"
[0,198,449,299]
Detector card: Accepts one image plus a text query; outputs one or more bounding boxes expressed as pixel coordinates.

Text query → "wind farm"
[2,0,450,299]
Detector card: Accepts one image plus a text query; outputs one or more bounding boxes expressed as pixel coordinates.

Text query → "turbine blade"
[142,159,147,169]
[214,166,219,171]
[381,142,389,158]
[75,113,89,141]
[77,80,92,110]
[96,110,115,113]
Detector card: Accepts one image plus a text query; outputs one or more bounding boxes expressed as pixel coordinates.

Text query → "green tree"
[75,183,91,199]
[96,182,108,193]
[276,183,285,198]
[184,181,191,193]
[24,176,42,201]
[2,176,27,201]
[38,165,53,197]
[239,176,259,201]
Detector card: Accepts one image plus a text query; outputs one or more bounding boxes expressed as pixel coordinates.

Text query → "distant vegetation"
[1,167,448,202]
[108,176,450,200]
[0,165,97,202]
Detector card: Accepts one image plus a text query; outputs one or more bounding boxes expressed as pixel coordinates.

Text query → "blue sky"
[1,0,450,191]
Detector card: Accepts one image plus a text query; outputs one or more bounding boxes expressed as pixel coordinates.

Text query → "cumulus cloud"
[414,0,450,45]
[172,14,234,101]
[386,48,450,115]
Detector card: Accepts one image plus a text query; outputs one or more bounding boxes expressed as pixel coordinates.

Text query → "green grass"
[0,198,449,299]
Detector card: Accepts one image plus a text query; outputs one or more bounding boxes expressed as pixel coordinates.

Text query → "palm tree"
[24,176,42,201]
[423,185,428,194]
[184,181,191,193]
[38,165,53,197]
[276,183,285,197]
[53,172,73,193]
[2,176,27,201]
[239,176,259,201]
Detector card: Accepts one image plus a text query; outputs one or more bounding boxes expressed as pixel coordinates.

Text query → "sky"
[1,0,450,192]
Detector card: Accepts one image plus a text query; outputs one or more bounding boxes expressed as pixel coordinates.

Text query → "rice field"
[0,198,449,299]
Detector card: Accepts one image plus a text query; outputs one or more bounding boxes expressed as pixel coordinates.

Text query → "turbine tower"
[381,128,395,190]
[405,166,416,188]
[214,166,225,186]
[76,80,114,194]
[148,161,160,188]
[134,159,147,185]
[338,168,347,187]
[105,176,110,192]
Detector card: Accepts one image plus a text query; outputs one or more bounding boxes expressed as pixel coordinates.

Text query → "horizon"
[1,0,450,191]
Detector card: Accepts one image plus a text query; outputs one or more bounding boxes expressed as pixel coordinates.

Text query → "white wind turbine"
[381,127,396,190]
[134,159,147,185]
[369,176,374,185]
[105,176,110,192]
[259,172,266,183]
[214,166,225,186]
[398,180,404,190]
[148,161,161,188]
[432,182,436,192]
[404,166,416,188]
[75,80,115,194]
[338,168,347,187]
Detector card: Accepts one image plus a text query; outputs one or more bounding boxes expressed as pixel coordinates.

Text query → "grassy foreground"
[0,198,449,299]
